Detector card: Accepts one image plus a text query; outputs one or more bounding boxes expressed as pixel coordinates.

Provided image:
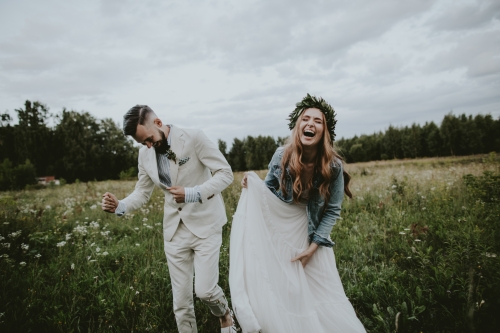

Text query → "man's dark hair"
[123,105,155,136]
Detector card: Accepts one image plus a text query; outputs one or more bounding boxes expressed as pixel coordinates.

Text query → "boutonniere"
[179,157,190,166]
[166,149,177,164]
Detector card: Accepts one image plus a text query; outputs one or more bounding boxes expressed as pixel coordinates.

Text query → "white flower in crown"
[178,157,190,166]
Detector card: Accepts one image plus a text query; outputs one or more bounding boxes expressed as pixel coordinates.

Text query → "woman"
[229,94,366,333]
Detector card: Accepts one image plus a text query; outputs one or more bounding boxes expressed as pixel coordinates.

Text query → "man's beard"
[154,128,170,154]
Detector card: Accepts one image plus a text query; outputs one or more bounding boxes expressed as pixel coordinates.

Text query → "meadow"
[1,154,499,332]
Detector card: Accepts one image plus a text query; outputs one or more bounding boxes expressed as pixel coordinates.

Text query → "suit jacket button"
[178,207,182,211]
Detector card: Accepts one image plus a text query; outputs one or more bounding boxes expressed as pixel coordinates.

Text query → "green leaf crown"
[287,93,337,143]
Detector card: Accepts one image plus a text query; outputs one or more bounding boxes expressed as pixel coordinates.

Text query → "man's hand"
[102,192,118,213]
[241,172,248,188]
[291,242,319,268]
[167,186,185,203]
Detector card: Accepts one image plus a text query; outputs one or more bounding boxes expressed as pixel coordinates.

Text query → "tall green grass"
[0,155,498,332]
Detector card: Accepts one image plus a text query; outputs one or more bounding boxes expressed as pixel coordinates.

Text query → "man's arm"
[194,130,234,203]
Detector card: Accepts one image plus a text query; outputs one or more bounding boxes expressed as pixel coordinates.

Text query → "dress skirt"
[229,172,366,333]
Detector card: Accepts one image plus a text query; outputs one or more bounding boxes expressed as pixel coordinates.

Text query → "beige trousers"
[164,221,228,333]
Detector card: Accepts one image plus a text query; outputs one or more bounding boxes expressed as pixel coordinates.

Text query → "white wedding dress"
[229,172,366,333]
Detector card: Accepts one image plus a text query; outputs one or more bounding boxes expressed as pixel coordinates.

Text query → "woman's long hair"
[280,110,352,204]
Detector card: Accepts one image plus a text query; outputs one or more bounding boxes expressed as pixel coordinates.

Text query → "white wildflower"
[89,259,97,262]
[391,185,397,189]
[135,243,140,246]
[2,243,11,249]
[71,263,75,270]
[8,230,22,239]
[1,254,9,258]
[19,261,26,266]
[134,227,139,230]
[90,205,97,210]
[56,241,66,247]
[130,286,134,290]
[102,251,109,256]
[484,253,497,258]
[35,253,41,258]
[142,218,148,222]
[462,206,466,210]
[89,221,100,229]
[3,222,9,225]
[21,243,29,250]
[399,232,406,235]
[65,233,72,241]
[0,236,4,241]
[73,225,88,236]
[96,247,100,253]
[414,239,421,242]
[100,231,110,236]
[155,223,161,226]
[422,207,426,210]
[135,291,140,295]
[431,187,436,191]
[421,196,426,199]
[404,228,410,231]
[45,205,51,210]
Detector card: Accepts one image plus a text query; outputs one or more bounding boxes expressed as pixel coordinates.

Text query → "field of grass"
[1,154,499,332]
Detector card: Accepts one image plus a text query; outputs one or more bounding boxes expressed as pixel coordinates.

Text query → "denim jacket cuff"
[310,232,335,248]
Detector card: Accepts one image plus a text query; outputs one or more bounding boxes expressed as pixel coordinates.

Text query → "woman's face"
[298,108,324,148]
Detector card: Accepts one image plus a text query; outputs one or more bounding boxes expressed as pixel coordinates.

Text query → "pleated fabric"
[229,172,366,333]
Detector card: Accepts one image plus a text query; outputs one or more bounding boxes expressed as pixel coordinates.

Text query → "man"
[101,105,236,333]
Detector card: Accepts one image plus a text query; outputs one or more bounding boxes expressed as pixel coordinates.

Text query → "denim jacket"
[264,147,344,247]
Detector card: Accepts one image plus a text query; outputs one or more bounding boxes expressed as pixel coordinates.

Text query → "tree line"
[0,101,137,190]
[1,100,499,190]
[218,113,500,171]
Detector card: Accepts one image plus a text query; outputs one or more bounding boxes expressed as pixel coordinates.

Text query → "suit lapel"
[169,126,185,185]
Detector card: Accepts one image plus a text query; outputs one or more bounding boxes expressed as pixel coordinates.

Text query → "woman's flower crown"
[287,93,337,143]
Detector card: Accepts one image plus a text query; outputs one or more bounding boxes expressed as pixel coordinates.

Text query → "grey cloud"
[429,0,500,31]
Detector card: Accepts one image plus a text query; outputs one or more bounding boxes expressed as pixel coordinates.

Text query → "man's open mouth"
[304,130,315,137]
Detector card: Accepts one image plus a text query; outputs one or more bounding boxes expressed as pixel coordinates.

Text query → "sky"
[1,0,499,147]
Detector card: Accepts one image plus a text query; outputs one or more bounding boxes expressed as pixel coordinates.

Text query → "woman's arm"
[311,162,344,247]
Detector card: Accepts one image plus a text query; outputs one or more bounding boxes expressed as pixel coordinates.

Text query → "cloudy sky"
[1,0,499,146]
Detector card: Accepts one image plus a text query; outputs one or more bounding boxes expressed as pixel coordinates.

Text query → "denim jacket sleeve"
[264,147,284,192]
[310,160,344,247]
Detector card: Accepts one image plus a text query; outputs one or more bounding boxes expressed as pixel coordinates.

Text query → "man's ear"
[153,118,162,128]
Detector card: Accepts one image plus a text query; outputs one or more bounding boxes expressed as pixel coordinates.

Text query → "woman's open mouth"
[304,129,315,138]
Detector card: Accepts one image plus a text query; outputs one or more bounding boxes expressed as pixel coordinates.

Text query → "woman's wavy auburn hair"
[280,109,352,204]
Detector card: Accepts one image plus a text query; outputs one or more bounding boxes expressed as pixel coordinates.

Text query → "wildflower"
[421,196,426,199]
[134,227,139,230]
[94,276,98,280]
[484,253,497,258]
[20,261,26,266]
[89,259,97,262]
[2,243,11,249]
[155,223,161,226]
[391,185,397,189]
[101,299,106,302]
[431,187,436,191]
[135,243,140,246]
[135,291,140,295]
[85,217,89,219]
[462,206,466,210]
[45,205,51,210]
[3,222,9,225]
[56,241,66,247]
[130,286,134,290]
[90,205,97,210]
[142,218,148,222]
[102,251,109,256]
[8,230,22,239]
[404,228,410,231]
[414,239,421,242]
[21,243,29,250]
[101,231,110,236]
[35,254,42,258]
[89,221,100,229]
[71,263,75,270]
[399,232,406,235]
[1,254,9,258]
[65,233,72,241]
[96,247,101,253]
[422,207,426,210]
[73,225,88,236]
[0,236,4,241]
